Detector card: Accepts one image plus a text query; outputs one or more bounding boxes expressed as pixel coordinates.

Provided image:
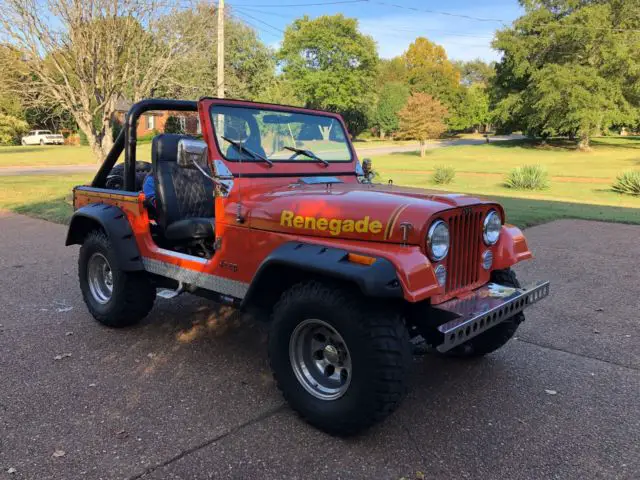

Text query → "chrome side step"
[434,281,550,353]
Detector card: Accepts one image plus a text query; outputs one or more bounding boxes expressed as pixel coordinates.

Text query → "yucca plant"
[612,171,640,196]
[504,165,549,190]
[431,165,455,185]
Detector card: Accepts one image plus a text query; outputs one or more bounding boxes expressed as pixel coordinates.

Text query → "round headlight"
[483,210,502,245]
[427,220,450,261]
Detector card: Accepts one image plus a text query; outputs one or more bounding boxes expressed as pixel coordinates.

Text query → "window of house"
[196,118,201,134]
[147,114,155,130]
[178,116,186,132]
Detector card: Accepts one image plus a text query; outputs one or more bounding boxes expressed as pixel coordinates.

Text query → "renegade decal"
[280,210,383,236]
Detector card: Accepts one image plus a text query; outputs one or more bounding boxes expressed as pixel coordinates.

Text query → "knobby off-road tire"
[79,230,155,327]
[443,268,524,358]
[268,281,412,436]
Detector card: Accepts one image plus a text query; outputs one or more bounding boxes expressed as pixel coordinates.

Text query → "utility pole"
[217,0,225,98]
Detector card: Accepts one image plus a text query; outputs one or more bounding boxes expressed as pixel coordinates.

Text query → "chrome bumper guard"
[434,281,550,353]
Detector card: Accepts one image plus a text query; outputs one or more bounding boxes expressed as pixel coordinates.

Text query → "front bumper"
[433,281,550,352]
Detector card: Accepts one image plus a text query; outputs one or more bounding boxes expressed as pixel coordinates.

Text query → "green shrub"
[138,129,159,144]
[504,165,549,190]
[612,171,640,196]
[0,114,29,145]
[164,116,184,134]
[431,165,455,185]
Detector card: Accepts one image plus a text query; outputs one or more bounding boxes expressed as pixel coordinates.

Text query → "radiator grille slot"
[445,209,483,293]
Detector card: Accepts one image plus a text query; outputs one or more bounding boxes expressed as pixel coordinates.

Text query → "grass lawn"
[1,136,638,228]
[370,136,640,227]
[0,144,154,168]
[0,174,92,224]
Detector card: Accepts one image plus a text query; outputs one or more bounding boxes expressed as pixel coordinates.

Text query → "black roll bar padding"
[122,98,198,191]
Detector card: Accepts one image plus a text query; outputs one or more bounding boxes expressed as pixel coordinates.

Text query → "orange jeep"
[66,98,549,435]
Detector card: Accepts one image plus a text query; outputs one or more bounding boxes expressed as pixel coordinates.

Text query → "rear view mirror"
[177,138,208,170]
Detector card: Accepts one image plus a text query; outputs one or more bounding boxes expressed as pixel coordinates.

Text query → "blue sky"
[228,0,524,62]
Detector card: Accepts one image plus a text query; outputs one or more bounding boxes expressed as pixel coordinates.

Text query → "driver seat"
[152,134,215,243]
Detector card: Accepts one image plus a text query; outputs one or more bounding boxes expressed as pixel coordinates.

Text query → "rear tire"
[79,230,155,327]
[441,268,523,358]
[268,281,411,436]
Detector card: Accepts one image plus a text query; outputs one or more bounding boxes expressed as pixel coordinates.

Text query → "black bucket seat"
[152,134,215,243]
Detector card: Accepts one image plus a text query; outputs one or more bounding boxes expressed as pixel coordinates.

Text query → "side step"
[434,281,550,353]
[157,282,185,300]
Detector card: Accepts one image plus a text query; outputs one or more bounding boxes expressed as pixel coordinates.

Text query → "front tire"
[443,268,524,358]
[269,281,411,436]
[79,230,155,327]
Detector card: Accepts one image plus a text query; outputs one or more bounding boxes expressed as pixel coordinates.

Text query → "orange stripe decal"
[384,204,409,240]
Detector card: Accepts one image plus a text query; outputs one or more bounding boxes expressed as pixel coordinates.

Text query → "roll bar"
[91,98,198,191]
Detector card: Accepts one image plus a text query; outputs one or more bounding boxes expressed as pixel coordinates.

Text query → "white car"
[21,130,64,146]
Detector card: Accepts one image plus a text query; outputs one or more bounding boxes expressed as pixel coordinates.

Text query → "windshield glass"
[210,105,352,162]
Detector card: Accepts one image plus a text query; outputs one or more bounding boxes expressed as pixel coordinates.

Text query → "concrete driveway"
[0,212,638,480]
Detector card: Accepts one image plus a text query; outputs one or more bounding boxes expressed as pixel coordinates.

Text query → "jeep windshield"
[210,105,352,163]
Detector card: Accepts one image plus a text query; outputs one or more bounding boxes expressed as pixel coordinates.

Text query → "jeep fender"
[65,203,144,271]
[242,242,403,310]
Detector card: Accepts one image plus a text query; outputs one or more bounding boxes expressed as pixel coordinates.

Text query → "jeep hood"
[242,182,500,245]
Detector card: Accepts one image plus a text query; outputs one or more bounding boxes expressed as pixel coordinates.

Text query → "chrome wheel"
[289,319,352,400]
[87,253,113,304]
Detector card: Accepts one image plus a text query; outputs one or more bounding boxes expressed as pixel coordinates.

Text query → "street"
[0,212,638,479]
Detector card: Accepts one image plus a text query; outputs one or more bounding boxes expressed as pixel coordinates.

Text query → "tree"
[404,37,460,104]
[397,93,448,157]
[163,5,275,101]
[454,59,496,87]
[492,0,640,149]
[377,56,407,88]
[447,84,490,132]
[374,82,409,138]
[278,15,378,137]
[0,0,209,162]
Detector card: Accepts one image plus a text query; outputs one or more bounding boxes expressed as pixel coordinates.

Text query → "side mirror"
[177,138,208,170]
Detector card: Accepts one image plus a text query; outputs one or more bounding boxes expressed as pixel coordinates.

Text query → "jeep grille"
[445,208,484,293]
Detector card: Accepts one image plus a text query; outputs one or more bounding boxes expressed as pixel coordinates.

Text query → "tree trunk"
[419,140,426,157]
[578,134,591,152]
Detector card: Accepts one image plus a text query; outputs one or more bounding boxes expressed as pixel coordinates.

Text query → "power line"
[230,12,282,37]
[233,0,366,6]
[232,9,285,33]
[365,1,505,23]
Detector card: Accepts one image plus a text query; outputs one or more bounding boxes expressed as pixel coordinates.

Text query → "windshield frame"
[208,103,354,164]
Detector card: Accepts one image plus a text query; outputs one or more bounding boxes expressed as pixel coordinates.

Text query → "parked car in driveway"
[21,130,64,145]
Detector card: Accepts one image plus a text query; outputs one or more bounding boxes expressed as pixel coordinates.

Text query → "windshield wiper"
[283,146,329,167]
[221,136,273,167]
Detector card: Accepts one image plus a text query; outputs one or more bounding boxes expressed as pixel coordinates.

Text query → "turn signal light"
[347,253,377,266]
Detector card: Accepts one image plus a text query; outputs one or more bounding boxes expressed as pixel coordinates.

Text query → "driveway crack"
[517,338,639,372]
[127,403,286,479]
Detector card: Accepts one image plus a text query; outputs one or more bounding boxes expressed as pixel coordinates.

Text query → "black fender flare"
[241,242,403,309]
[65,203,144,271]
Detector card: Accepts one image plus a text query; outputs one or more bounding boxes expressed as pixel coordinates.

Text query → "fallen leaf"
[7,467,16,474]
[116,429,129,439]
[545,389,557,395]
[65,331,73,336]
[89,383,97,388]
[593,329,600,334]
[595,307,604,312]
[625,335,631,338]
[52,449,66,458]
[54,353,72,361]
[147,353,156,359]
[56,307,73,313]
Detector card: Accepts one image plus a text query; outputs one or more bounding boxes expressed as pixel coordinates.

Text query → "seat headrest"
[152,134,193,166]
